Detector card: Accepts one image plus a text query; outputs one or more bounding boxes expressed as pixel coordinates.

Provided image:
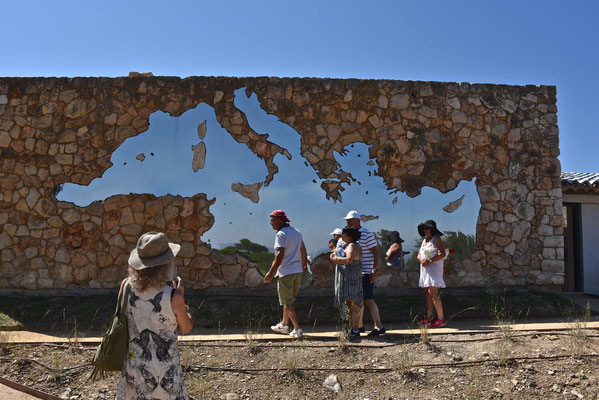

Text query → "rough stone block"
[541,259,563,272]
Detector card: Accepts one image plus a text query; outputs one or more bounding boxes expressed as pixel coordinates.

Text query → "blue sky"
[3,1,597,252]
[2,1,596,172]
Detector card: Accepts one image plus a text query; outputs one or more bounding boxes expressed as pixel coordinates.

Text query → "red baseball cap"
[269,209,290,222]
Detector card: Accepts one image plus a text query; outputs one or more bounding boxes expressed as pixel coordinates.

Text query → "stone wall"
[0,76,563,291]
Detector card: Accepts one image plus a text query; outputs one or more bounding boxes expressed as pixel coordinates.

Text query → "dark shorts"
[362,274,374,300]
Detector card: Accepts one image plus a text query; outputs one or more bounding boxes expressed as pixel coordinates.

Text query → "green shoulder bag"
[89,278,131,380]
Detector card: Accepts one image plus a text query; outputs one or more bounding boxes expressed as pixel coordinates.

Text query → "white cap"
[342,210,361,220]
[330,228,342,236]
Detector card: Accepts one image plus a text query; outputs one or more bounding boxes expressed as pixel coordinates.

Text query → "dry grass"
[493,335,514,367]
[243,329,260,355]
[187,373,210,400]
[567,303,591,359]
[0,330,9,353]
[419,324,429,344]
[397,347,413,375]
[283,348,303,378]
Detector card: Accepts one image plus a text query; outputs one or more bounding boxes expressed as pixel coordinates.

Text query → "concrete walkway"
[0,383,40,400]
[2,319,599,344]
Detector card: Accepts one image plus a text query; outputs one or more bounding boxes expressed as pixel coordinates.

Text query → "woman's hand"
[172,276,184,296]
[370,269,377,283]
[421,259,431,267]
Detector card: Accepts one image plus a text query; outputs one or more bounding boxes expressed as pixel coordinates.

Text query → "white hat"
[342,210,361,220]
[330,228,342,236]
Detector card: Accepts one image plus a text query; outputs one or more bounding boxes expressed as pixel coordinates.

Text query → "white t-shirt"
[274,225,304,277]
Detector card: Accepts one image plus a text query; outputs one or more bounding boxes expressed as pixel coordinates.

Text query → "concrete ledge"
[0,285,563,298]
[3,320,598,344]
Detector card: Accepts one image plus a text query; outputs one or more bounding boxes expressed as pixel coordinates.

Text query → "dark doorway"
[562,203,583,292]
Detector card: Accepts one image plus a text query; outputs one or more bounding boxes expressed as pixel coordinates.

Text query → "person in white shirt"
[263,209,308,338]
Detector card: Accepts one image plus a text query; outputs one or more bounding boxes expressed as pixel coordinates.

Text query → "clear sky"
[2,1,597,174]
[3,1,598,253]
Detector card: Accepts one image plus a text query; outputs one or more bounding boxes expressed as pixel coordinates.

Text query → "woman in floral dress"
[116,231,193,400]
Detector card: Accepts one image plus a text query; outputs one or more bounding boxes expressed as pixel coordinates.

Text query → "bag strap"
[116,277,131,319]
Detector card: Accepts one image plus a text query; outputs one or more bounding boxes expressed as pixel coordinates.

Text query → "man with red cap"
[264,209,308,338]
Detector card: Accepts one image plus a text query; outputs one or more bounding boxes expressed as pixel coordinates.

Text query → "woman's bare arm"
[431,236,446,262]
[330,243,358,264]
[171,277,193,334]
[386,243,400,261]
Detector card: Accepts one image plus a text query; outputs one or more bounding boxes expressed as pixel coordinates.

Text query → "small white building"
[561,172,599,295]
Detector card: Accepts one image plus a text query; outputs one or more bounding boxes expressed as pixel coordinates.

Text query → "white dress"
[418,236,446,288]
[116,284,188,400]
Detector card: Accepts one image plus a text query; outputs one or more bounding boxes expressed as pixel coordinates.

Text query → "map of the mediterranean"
[58,88,480,255]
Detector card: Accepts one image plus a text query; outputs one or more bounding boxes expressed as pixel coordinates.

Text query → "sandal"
[429,318,446,328]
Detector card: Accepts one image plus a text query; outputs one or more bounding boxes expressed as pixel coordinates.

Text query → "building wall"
[0,76,564,291]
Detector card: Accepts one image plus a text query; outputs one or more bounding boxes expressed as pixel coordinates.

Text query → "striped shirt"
[358,227,377,274]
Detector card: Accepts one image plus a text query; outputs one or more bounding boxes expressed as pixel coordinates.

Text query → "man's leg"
[284,303,300,330]
[280,273,302,332]
[282,306,289,327]
[358,274,371,329]
[276,276,291,330]
[365,299,383,329]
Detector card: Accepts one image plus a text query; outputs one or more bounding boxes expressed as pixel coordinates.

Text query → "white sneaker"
[271,322,290,334]
[290,328,304,338]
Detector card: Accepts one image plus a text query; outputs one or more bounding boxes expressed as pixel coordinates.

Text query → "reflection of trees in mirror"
[443,231,476,261]
[226,238,268,254]
[405,239,423,270]
[219,239,273,276]
[405,231,476,270]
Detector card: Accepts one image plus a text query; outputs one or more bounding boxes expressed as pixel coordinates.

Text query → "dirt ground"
[0,327,597,400]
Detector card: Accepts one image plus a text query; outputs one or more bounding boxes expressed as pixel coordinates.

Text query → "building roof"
[561,172,599,194]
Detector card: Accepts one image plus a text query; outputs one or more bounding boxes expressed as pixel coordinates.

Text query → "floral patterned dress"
[116,284,188,400]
